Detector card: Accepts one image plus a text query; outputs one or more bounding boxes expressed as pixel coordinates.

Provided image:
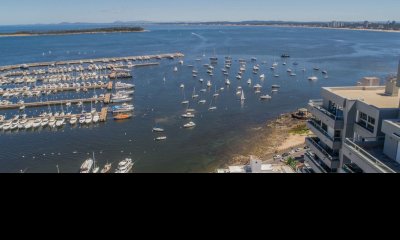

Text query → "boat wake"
[191,32,206,41]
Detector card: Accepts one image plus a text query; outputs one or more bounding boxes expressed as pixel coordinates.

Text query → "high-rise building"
[305,61,400,173]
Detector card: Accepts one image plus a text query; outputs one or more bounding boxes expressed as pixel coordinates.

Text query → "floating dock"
[0,97,106,110]
[0,53,184,72]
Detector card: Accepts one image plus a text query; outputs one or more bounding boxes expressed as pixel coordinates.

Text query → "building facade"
[305,61,400,173]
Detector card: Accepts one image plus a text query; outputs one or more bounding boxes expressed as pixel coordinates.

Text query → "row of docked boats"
[80,156,134,173]
[0,81,106,98]
[0,110,101,131]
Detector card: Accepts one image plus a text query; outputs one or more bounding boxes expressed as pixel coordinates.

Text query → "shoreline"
[224,112,310,167]
[179,23,400,33]
[0,30,148,38]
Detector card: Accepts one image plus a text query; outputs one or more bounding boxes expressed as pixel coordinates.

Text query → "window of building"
[368,116,376,125]
[358,112,375,133]
[359,112,368,121]
[334,130,341,138]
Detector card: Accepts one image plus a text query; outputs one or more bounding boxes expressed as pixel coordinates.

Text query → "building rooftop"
[325,86,400,109]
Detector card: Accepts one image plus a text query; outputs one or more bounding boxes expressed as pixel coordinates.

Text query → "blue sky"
[1,0,399,25]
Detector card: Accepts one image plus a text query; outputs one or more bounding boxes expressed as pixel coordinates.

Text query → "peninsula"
[0,27,145,37]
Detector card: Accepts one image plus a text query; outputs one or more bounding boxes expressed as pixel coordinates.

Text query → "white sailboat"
[92,152,100,173]
[241,90,246,101]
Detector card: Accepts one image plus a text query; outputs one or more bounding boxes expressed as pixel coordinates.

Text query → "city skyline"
[0,0,399,25]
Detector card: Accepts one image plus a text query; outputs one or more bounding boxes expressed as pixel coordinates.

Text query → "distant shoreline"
[0,27,147,38]
[176,23,400,33]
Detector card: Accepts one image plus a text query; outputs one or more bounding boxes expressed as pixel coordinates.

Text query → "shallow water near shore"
[0,24,400,173]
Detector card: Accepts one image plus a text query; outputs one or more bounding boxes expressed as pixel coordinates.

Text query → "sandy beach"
[227,112,311,166]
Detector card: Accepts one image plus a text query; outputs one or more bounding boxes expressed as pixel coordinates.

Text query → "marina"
[0,23,399,173]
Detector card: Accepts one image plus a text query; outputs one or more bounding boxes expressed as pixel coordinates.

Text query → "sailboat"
[192,87,199,99]
[241,90,246,101]
[213,86,220,98]
[209,99,217,111]
[181,88,189,105]
[92,152,100,173]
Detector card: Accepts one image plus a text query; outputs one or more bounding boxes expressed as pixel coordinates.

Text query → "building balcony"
[342,138,398,173]
[305,137,340,170]
[306,119,342,150]
[304,152,328,173]
[308,100,344,130]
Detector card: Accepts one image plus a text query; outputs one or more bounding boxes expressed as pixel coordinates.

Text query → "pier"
[99,107,108,122]
[0,53,184,72]
[0,97,106,110]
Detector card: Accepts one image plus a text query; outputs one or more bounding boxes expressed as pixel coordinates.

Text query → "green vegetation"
[286,157,298,169]
[0,27,145,36]
[289,124,310,135]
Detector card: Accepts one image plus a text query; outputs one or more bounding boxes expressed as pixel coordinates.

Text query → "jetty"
[0,53,184,72]
[0,83,108,96]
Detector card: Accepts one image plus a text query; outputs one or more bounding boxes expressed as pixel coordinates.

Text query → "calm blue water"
[1,24,400,173]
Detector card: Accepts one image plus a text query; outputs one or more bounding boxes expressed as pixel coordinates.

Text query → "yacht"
[260,74,265,80]
[80,158,94,174]
[85,113,93,124]
[198,100,206,104]
[79,114,86,124]
[207,81,212,88]
[115,158,134,173]
[225,79,231,85]
[181,113,195,119]
[101,163,112,173]
[247,79,252,85]
[173,66,178,72]
[308,76,318,81]
[184,122,196,128]
[56,118,65,127]
[260,95,272,100]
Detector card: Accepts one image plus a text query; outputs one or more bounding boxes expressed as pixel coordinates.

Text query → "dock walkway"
[0,53,184,72]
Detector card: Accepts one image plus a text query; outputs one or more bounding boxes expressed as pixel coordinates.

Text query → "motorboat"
[153,128,165,133]
[114,113,132,120]
[155,136,167,141]
[115,158,134,173]
[308,76,318,81]
[70,116,78,125]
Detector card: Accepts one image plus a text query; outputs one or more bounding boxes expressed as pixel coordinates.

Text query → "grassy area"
[289,124,310,135]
